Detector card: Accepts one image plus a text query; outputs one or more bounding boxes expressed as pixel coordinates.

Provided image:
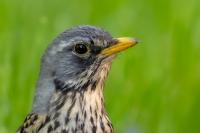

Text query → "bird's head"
[33,25,138,113]
[40,25,138,92]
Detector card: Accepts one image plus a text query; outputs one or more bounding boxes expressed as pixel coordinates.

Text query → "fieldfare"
[18,25,138,133]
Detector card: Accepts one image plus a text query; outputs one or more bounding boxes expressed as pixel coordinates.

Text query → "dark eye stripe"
[91,46,101,54]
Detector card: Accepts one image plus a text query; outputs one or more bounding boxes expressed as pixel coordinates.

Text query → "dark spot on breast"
[44,116,51,124]
[91,80,97,91]
[88,63,102,79]
[53,112,60,119]
[81,123,85,130]
[29,119,34,125]
[24,123,28,128]
[37,122,45,131]
[95,101,99,110]
[61,129,68,133]
[90,106,92,113]
[81,80,91,91]
[19,127,24,133]
[71,128,75,132]
[92,126,97,133]
[65,117,70,125]
[53,120,60,130]
[107,122,113,130]
[95,110,98,119]
[66,97,76,118]
[75,113,79,123]
[101,108,104,115]
[33,115,38,121]
[100,120,105,132]
[55,98,66,111]
[75,127,78,132]
[90,116,94,125]
[84,111,87,120]
[47,125,53,133]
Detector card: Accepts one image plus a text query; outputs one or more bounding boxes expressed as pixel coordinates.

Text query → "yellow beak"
[101,37,138,56]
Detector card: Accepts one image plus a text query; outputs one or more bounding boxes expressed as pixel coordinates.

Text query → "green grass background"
[1,0,200,132]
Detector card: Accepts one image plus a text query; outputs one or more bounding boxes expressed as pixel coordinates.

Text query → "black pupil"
[75,44,87,54]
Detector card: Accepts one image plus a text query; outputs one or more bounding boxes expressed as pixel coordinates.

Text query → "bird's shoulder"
[17,113,47,133]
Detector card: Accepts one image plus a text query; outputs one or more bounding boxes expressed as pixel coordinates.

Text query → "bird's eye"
[74,43,88,54]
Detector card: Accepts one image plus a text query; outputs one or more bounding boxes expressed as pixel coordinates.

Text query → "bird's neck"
[48,88,113,132]
[46,62,113,133]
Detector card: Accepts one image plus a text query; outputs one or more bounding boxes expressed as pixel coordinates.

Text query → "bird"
[18,25,138,133]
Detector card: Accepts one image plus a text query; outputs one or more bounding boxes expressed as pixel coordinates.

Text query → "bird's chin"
[101,55,116,65]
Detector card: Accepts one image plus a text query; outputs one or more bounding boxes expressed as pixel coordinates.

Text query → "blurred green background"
[1,0,200,132]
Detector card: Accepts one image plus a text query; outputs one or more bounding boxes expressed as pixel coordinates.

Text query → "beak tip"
[132,38,140,44]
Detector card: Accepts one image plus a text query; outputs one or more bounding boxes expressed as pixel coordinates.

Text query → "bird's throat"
[46,62,114,132]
